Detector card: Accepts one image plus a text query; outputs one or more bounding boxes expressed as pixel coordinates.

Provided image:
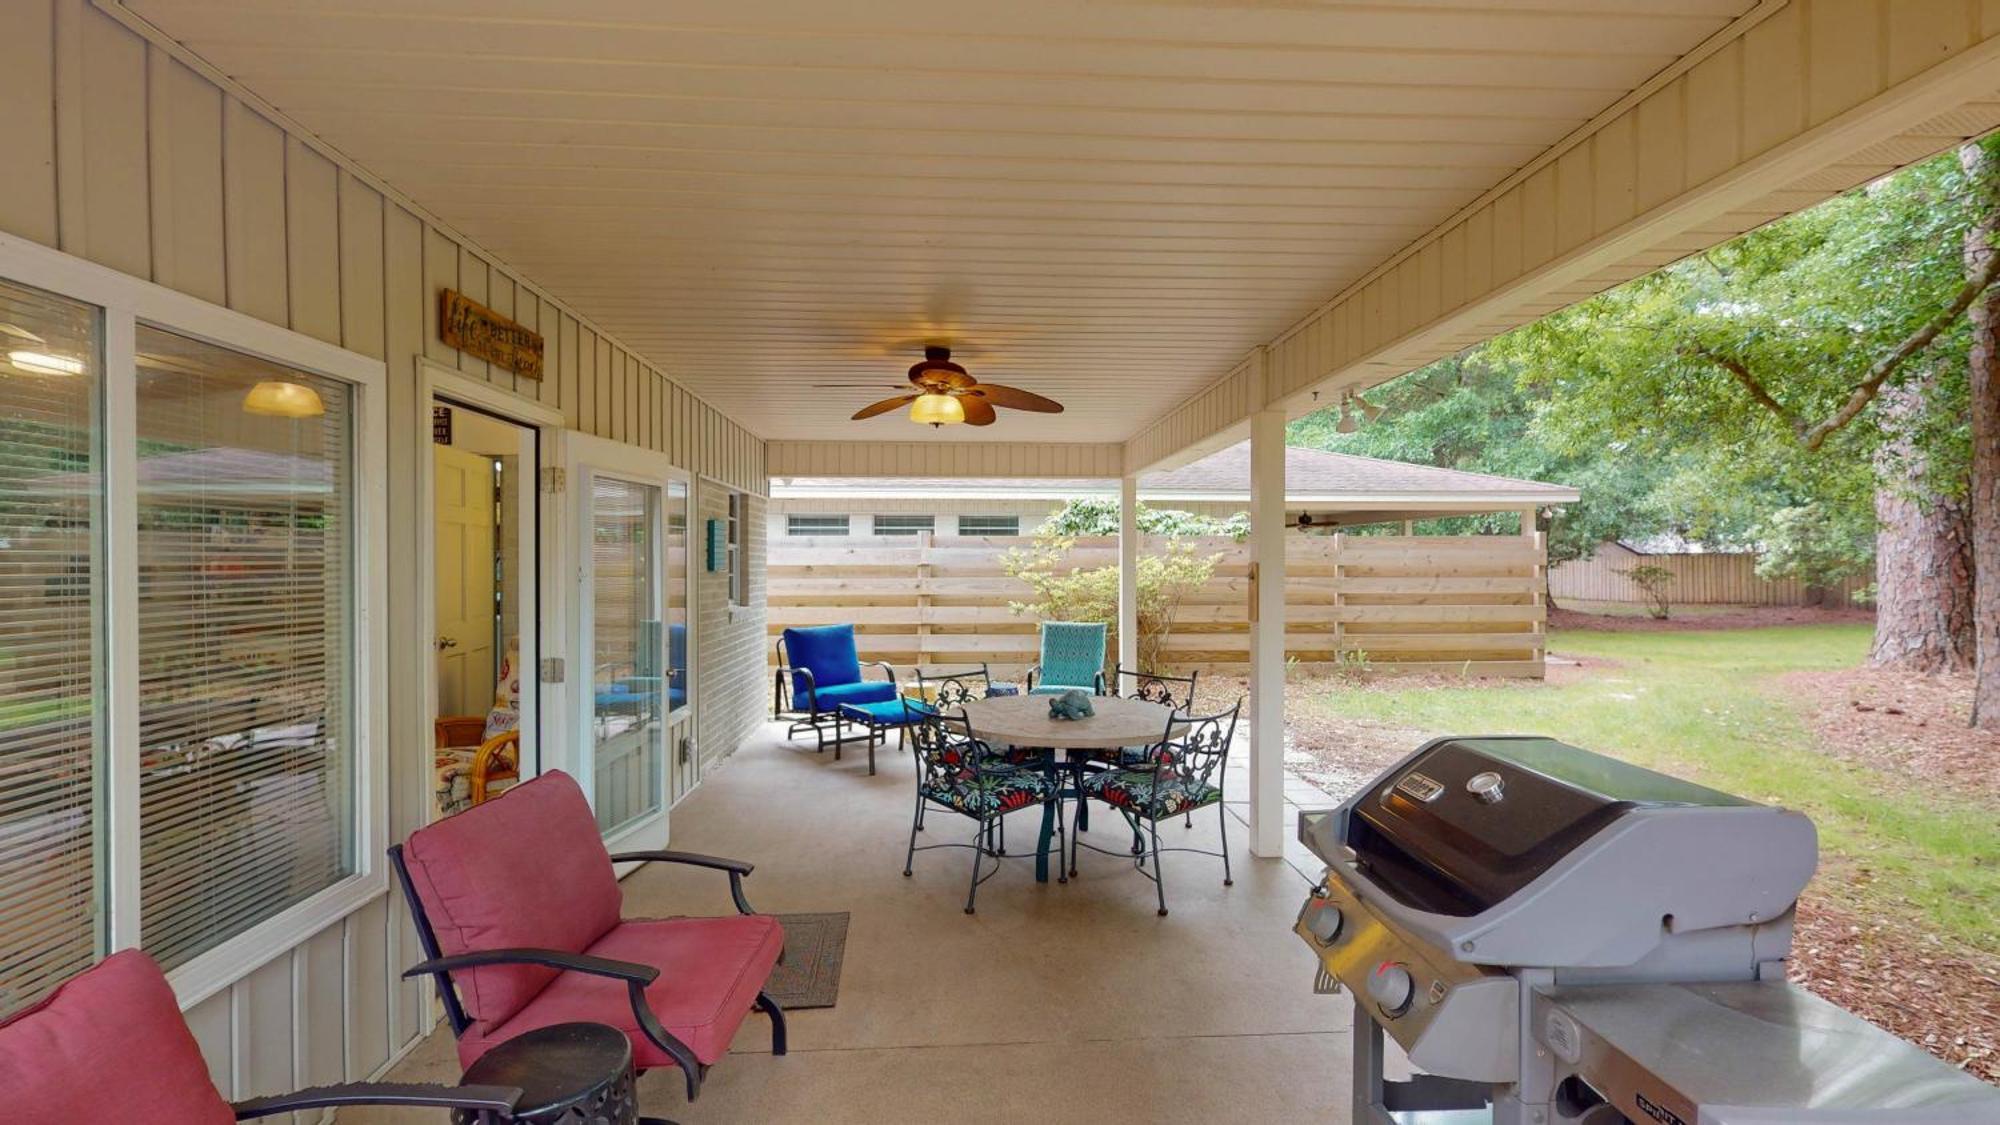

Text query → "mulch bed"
[1778,664,2000,805]
[1549,604,1874,632]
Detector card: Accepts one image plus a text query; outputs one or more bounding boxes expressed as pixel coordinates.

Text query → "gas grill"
[1293,735,2000,1125]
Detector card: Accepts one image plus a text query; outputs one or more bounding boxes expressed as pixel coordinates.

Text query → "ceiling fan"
[828,345,1064,427]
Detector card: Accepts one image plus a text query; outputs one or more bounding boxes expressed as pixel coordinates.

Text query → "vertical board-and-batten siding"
[0,0,767,1108]
[1124,0,2000,472]
[766,441,1127,480]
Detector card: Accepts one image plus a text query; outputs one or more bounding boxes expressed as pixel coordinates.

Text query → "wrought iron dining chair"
[901,703,1063,913]
[1069,698,1241,916]
[1110,665,1203,826]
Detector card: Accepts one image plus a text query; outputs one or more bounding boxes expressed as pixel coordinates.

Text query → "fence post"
[916,529,933,670]
[1331,531,1345,659]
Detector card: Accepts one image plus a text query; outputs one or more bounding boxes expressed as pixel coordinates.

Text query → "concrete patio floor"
[342,721,1353,1123]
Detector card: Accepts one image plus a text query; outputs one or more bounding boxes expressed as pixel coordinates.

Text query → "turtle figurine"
[1049,689,1095,721]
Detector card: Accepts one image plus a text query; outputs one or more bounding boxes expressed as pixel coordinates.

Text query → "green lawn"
[1305,625,2000,954]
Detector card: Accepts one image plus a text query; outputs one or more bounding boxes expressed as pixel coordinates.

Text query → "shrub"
[999,534,1222,672]
[1615,563,1677,619]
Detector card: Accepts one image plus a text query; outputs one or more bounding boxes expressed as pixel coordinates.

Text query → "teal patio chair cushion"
[1033,621,1106,693]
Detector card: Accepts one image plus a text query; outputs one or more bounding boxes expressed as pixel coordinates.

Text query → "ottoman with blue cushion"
[835,697,928,776]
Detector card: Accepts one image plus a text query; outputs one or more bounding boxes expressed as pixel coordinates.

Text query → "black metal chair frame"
[1067,698,1241,916]
[233,1082,525,1121]
[389,845,787,1104]
[1023,665,1106,695]
[1111,665,1200,713]
[772,633,898,761]
[901,702,1066,913]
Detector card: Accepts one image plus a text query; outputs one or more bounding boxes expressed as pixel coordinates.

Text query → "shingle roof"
[772,440,1577,506]
[1141,442,1577,500]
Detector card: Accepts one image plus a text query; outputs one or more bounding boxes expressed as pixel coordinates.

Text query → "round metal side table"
[453,1022,672,1125]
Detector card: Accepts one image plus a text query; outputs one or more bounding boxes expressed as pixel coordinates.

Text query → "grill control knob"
[1367,962,1415,1016]
[1467,771,1506,804]
[1302,900,1343,945]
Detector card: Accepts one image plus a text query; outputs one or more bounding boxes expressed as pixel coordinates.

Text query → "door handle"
[436,636,459,651]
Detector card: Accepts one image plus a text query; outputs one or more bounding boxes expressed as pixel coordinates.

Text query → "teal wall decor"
[705,517,724,571]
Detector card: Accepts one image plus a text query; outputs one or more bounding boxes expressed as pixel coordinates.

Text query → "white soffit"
[122,0,1753,442]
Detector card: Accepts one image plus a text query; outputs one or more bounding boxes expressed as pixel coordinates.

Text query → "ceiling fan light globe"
[909,392,965,427]
[1335,407,1357,434]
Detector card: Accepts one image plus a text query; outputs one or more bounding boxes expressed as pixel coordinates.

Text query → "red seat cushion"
[0,950,234,1124]
[400,771,624,1028]
[455,914,784,1072]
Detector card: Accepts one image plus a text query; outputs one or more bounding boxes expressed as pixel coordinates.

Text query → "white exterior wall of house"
[7,0,2000,1105]
[0,0,767,1103]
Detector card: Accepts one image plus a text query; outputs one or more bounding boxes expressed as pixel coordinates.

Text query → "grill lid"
[1348,737,1753,917]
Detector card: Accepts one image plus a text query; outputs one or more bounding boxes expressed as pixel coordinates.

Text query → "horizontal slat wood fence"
[768,532,1546,679]
[1548,545,1873,607]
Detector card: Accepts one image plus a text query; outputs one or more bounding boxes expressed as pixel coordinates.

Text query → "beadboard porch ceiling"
[117,0,1755,442]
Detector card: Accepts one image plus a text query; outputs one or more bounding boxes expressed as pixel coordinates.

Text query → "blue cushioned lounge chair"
[1025,621,1107,696]
[774,624,897,759]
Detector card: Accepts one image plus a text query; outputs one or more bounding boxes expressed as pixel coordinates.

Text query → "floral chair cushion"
[921,768,1055,816]
[1082,767,1220,819]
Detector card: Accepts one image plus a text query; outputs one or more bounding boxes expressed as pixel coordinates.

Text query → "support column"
[1118,475,1139,684]
[1248,409,1287,859]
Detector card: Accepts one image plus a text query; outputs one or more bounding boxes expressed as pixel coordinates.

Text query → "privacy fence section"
[1548,543,1873,607]
[768,532,1546,679]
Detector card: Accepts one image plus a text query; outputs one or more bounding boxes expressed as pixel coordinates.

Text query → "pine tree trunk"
[1869,380,1974,671]
[1960,143,2000,727]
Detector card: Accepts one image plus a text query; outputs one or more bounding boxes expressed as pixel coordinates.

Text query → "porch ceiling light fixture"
[908,391,966,427]
[8,349,85,376]
[1334,397,1358,434]
[242,379,325,418]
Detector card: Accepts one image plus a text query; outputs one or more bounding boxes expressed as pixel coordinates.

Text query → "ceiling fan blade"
[959,395,997,426]
[971,383,1064,413]
[851,394,918,420]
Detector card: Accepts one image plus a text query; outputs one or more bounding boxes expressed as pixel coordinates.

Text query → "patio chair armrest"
[234,1082,522,1119]
[401,947,661,986]
[609,850,760,914]
[869,660,897,683]
[1024,665,1039,692]
[1096,670,1107,695]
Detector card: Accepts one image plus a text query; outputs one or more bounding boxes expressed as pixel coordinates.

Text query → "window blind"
[873,514,933,536]
[0,281,101,1015]
[958,515,1019,537]
[786,514,849,536]
[133,326,355,972]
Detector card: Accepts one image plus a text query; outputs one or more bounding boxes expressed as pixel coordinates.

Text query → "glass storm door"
[581,472,667,839]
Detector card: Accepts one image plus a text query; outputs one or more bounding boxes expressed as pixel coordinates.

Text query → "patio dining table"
[949,693,1187,884]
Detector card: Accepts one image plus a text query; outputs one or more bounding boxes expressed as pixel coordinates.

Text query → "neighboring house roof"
[772,440,1578,514]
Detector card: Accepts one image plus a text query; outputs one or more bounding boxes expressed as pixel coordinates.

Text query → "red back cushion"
[401,770,624,1027]
[0,949,234,1124]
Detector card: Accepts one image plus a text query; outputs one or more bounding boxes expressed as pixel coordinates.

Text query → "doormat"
[764,912,849,1010]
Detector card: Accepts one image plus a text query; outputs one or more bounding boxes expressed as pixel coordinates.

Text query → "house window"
[786,514,849,537]
[958,515,1019,537]
[873,514,934,537]
[0,244,382,1015]
[727,492,748,605]
[0,279,103,1014]
[134,326,356,972]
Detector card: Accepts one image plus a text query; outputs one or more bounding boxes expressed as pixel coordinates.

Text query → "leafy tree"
[1039,497,1249,540]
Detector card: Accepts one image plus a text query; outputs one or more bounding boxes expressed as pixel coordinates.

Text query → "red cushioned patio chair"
[389,770,786,1103]
[0,949,524,1122]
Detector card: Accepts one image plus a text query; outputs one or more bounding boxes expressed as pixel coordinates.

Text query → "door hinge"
[538,657,565,683]
[539,467,566,494]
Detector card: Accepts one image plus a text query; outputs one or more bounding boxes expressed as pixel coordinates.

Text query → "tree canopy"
[1292,138,1988,585]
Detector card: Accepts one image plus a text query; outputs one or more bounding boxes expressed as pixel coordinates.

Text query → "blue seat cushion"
[984,684,1021,697]
[1028,684,1091,696]
[783,624,865,702]
[806,679,897,711]
[838,698,924,728]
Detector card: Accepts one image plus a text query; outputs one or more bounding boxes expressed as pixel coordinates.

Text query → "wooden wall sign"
[439,289,544,380]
